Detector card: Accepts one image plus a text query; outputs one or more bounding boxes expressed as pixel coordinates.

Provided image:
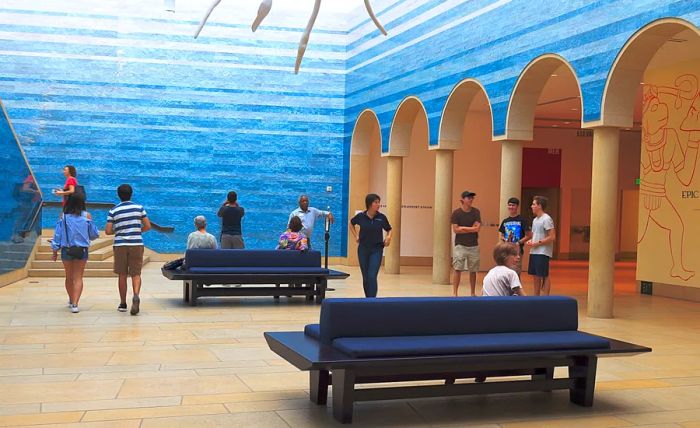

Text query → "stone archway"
[385,97,430,274]
[347,109,383,265]
[432,79,493,284]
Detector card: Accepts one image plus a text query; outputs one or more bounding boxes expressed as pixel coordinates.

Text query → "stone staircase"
[28,231,150,277]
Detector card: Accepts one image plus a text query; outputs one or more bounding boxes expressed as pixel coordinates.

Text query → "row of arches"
[347,17,700,318]
[359,18,699,153]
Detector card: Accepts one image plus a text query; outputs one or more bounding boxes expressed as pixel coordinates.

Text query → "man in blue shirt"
[288,194,334,249]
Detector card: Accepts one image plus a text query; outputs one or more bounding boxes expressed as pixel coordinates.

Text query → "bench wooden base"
[265,332,650,424]
[162,268,348,306]
[183,279,326,306]
[317,356,594,423]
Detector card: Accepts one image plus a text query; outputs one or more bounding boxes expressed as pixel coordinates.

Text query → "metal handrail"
[42,200,175,233]
[18,199,43,238]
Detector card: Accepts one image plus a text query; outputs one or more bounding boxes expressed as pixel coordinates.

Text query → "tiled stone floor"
[0,261,699,427]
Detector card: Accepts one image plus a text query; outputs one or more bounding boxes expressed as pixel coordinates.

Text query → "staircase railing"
[18,199,43,238]
[42,201,175,233]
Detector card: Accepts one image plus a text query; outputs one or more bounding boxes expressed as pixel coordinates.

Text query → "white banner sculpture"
[194,0,388,74]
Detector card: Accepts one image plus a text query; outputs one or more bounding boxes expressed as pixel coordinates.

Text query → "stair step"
[35,244,114,261]
[32,259,116,269]
[28,256,151,277]
[38,237,113,253]
[28,268,117,278]
[43,228,109,238]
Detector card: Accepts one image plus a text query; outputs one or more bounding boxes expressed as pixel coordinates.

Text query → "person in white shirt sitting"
[481,242,526,296]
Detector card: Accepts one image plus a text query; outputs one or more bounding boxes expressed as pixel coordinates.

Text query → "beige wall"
[400,114,434,257]
[637,59,700,288]
[368,129,387,203]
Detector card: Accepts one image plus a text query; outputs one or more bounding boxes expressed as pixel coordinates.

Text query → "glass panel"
[0,99,42,274]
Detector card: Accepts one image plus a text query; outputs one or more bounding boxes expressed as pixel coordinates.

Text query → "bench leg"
[310,370,329,405]
[274,284,280,299]
[532,367,555,392]
[569,355,597,406]
[183,281,190,303]
[332,369,355,424]
[316,279,327,304]
[306,282,314,302]
[188,282,198,306]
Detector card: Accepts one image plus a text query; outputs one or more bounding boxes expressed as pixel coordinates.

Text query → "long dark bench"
[265,296,651,423]
[161,249,349,306]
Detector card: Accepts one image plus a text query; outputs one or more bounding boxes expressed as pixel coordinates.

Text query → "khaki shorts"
[113,245,144,276]
[452,244,480,272]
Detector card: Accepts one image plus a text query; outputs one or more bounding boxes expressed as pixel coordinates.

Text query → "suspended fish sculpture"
[194,0,388,73]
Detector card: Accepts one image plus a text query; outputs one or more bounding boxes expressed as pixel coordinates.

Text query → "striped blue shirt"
[107,201,148,246]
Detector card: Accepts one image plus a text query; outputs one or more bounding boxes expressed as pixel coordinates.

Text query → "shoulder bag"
[63,215,87,259]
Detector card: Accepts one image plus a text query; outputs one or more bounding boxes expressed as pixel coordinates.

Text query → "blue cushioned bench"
[265,296,651,423]
[161,249,349,306]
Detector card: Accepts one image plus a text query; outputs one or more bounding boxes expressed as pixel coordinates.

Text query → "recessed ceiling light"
[551,74,558,77]
[564,121,572,125]
[552,124,559,127]
[570,108,578,111]
[640,82,645,85]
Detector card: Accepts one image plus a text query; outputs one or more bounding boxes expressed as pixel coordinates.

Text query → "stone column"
[432,149,454,284]
[499,140,524,220]
[385,156,403,274]
[587,127,620,318]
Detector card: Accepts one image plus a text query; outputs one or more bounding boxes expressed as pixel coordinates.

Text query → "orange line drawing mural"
[638,74,700,281]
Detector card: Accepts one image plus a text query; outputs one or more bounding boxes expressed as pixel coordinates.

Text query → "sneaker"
[118,303,127,312]
[130,295,140,316]
[70,304,79,313]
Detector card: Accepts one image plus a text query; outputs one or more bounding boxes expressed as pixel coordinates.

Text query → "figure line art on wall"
[638,73,700,281]
[194,0,388,74]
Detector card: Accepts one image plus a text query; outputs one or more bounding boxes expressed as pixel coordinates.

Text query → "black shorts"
[528,254,550,278]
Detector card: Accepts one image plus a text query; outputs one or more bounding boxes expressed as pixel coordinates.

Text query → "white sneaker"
[70,304,79,313]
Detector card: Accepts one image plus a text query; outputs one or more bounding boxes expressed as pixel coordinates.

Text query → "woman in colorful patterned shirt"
[278,216,308,251]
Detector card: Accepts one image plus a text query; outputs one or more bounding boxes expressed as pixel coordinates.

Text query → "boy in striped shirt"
[106,184,151,315]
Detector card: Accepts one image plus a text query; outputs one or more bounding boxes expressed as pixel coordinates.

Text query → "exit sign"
[635,178,640,185]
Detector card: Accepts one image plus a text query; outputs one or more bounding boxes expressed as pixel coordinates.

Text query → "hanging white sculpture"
[194,0,388,74]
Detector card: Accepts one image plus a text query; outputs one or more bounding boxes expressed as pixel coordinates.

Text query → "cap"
[461,190,476,198]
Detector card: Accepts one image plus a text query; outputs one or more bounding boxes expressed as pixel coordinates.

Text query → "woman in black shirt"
[349,193,392,297]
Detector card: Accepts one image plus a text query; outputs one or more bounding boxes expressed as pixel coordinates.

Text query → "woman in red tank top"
[52,165,78,206]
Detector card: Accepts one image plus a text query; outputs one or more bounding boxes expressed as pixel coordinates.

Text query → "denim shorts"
[61,247,88,261]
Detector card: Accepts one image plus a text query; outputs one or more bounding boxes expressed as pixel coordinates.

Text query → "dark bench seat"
[161,249,348,306]
[265,296,651,423]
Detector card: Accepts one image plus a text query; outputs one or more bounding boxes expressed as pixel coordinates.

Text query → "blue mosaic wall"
[3,0,700,256]
[0,2,347,253]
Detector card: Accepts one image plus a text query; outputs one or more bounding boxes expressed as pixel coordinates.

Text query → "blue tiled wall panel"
[1,4,346,254]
